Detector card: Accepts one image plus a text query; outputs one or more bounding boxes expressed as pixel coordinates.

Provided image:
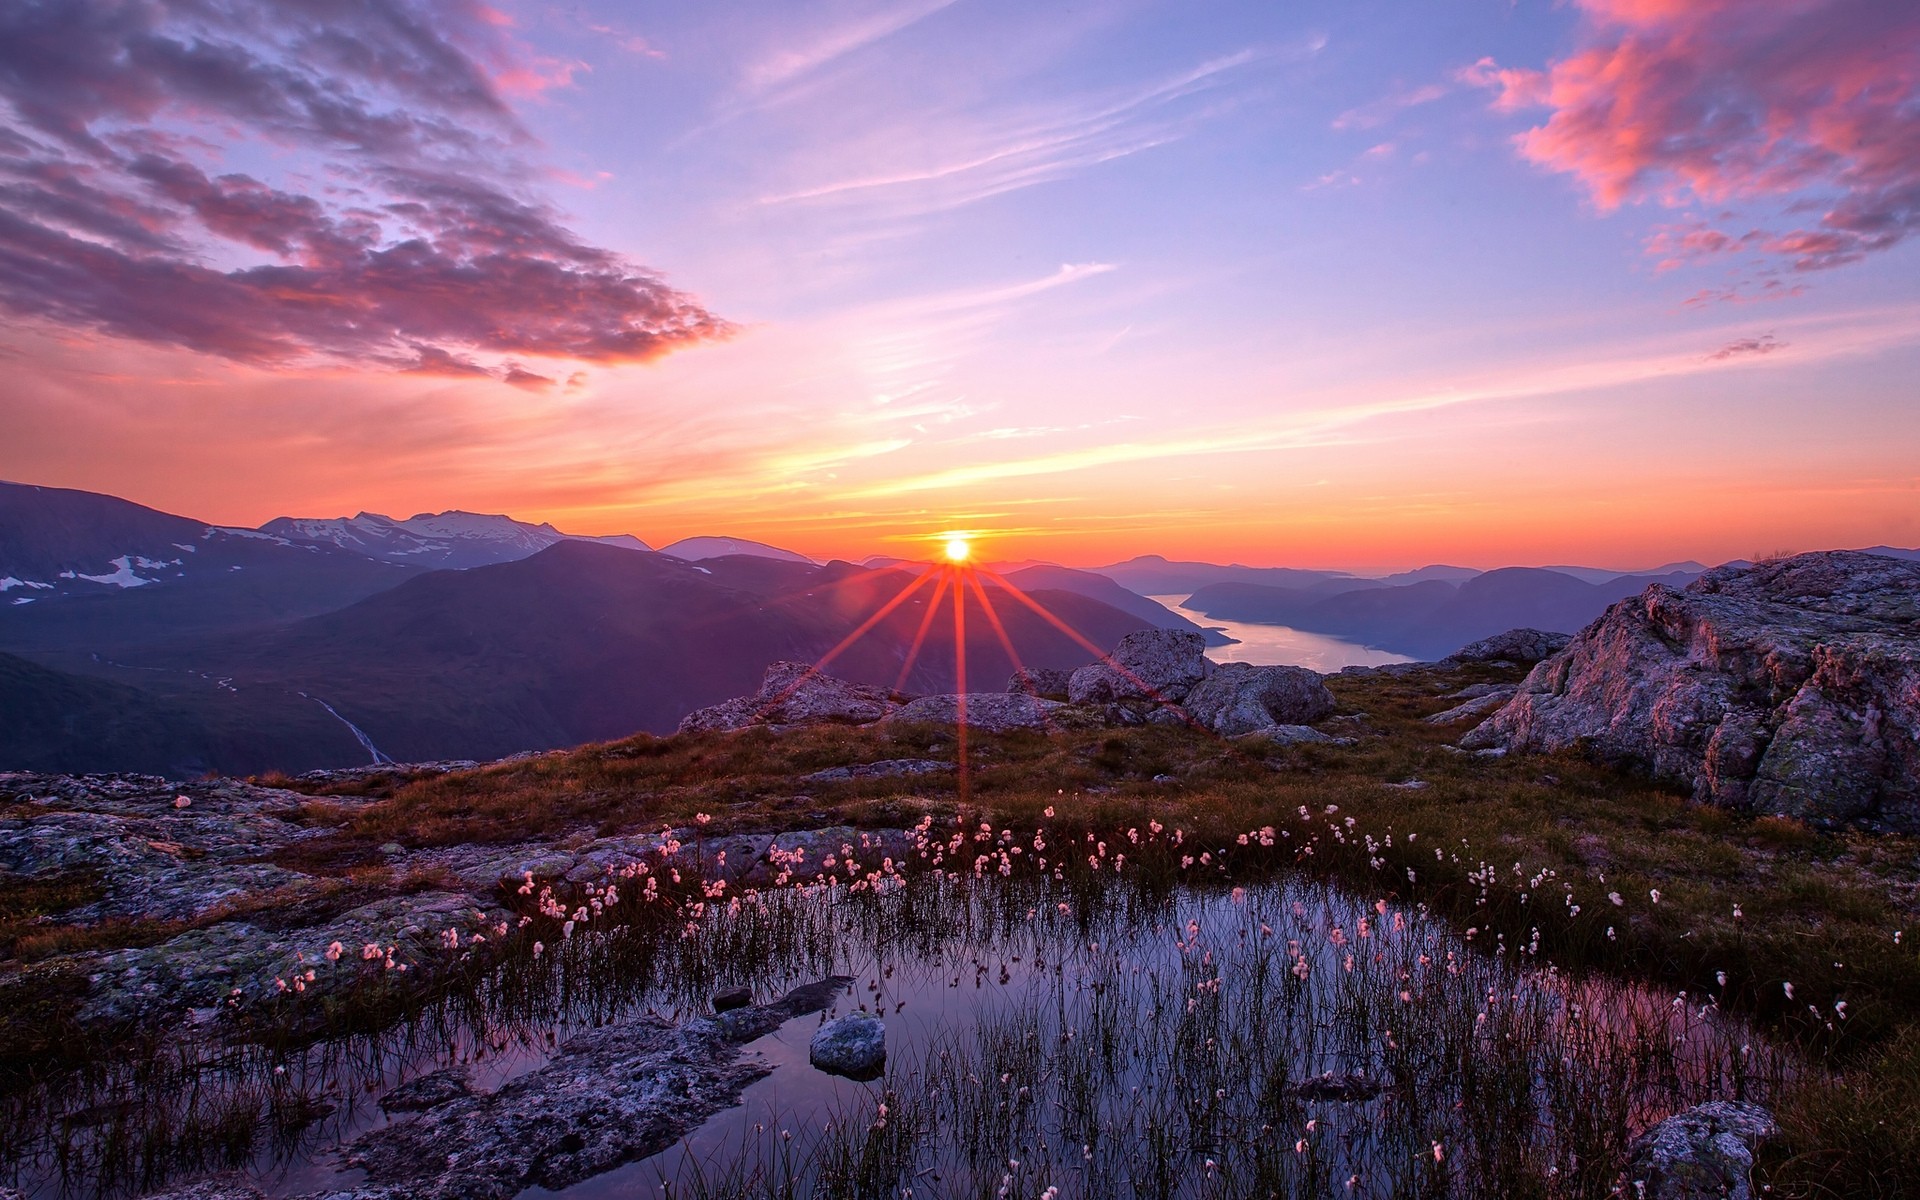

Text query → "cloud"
[1707,333,1785,361]
[0,0,726,371]
[1331,82,1449,131]
[1462,0,1920,272]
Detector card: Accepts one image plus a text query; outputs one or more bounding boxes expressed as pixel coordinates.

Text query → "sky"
[1,0,1917,573]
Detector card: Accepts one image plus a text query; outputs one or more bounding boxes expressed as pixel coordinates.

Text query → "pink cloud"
[0,0,726,370]
[1464,0,1920,271]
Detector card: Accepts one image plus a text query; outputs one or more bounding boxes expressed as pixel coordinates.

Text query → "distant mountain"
[658,536,813,564]
[1376,565,1481,586]
[262,509,650,569]
[19,545,1156,772]
[1185,567,1705,660]
[1089,555,1358,595]
[995,565,1233,646]
[1859,545,1920,562]
[0,482,420,654]
[1538,561,1711,585]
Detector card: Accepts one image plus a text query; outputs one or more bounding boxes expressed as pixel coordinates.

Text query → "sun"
[943,536,972,563]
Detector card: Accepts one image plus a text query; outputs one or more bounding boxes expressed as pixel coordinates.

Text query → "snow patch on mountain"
[259,510,652,570]
[658,536,814,564]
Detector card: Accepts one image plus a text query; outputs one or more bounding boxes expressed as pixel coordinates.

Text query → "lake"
[1148,596,1414,671]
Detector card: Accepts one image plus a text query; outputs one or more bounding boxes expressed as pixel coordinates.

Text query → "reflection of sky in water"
[1150,597,1414,671]
[44,873,1772,1200]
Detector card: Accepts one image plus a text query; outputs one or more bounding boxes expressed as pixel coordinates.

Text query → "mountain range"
[5,479,1915,776]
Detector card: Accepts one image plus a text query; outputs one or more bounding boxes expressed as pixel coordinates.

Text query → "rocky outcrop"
[1067,629,1211,705]
[677,661,906,733]
[1444,628,1573,665]
[887,692,1067,733]
[1180,662,1335,736]
[347,977,852,1199]
[808,1010,886,1079]
[1626,1101,1776,1200]
[1465,552,1920,830]
[1006,666,1072,698]
[1424,687,1517,725]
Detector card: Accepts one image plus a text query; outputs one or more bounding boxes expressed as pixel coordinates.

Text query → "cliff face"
[1464,551,1920,831]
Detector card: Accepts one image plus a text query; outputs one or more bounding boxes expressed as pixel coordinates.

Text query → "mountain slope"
[108,545,1157,769]
[997,564,1232,645]
[261,510,650,568]
[0,482,421,655]
[1088,555,1359,595]
[0,651,220,774]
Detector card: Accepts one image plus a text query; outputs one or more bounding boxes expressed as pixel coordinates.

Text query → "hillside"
[14,545,1156,772]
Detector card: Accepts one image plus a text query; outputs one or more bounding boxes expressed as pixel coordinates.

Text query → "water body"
[18,861,1774,1200]
[1150,595,1414,671]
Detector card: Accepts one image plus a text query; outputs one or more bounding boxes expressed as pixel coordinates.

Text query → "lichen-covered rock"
[1423,686,1517,724]
[1180,662,1336,736]
[1444,628,1573,665]
[1068,630,1210,705]
[1626,1101,1776,1200]
[1006,666,1073,698]
[348,978,851,1199]
[677,662,906,733]
[802,758,949,784]
[1465,552,1920,831]
[887,693,1066,732]
[808,1010,886,1079]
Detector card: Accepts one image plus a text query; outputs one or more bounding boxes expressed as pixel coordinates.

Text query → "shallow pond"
[7,826,1778,1200]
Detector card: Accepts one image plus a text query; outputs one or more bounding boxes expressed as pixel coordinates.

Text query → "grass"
[4,660,1917,1196]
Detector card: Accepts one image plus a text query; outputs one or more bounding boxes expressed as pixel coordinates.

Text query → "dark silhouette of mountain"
[996,565,1232,645]
[50,545,1156,772]
[0,651,220,775]
[0,482,421,656]
[1087,555,1359,595]
[261,510,650,568]
[1185,568,1705,659]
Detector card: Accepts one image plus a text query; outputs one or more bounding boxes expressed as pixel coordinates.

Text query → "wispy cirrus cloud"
[755,46,1297,220]
[0,0,726,374]
[1461,0,1920,277]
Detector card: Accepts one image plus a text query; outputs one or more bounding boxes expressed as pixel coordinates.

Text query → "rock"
[1465,552,1920,831]
[380,1067,475,1113]
[1444,682,1515,699]
[886,693,1066,733]
[809,1011,886,1079]
[1385,779,1429,790]
[801,759,949,785]
[1179,662,1335,735]
[348,978,851,1199]
[712,986,753,1012]
[1444,628,1573,665]
[1232,724,1350,747]
[1291,1071,1382,1102]
[1006,667,1072,698]
[1067,630,1211,705]
[1626,1101,1776,1200]
[1423,687,1517,724]
[129,1181,267,1200]
[678,662,906,734]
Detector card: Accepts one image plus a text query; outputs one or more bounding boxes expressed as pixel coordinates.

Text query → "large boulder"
[887,693,1066,733]
[1005,667,1072,698]
[1625,1101,1776,1200]
[1444,628,1573,665]
[678,662,904,733]
[1464,551,1920,831]
[809,1011,886,1079]
[1180,663,1336,736]
[1067,630,1210,705]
